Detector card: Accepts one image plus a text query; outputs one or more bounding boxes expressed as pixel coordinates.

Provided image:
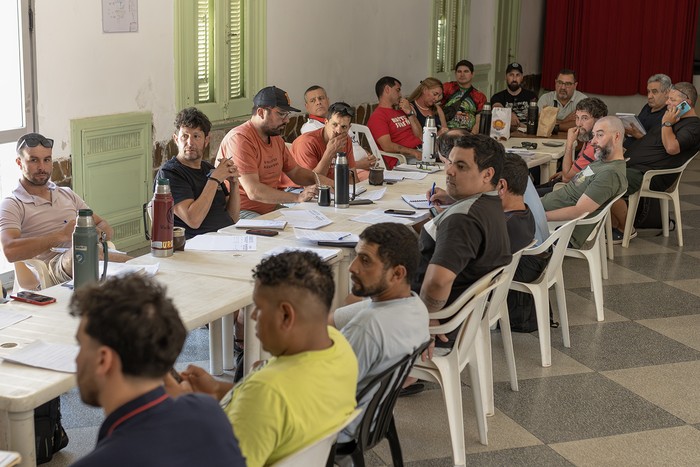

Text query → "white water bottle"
[422,116,437,162]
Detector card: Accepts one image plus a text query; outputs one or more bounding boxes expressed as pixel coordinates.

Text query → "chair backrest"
[271,409,361,467]
[13,259,51,291]
[352,339,432,453]
[575,191,626,247]
[487,239,536,322]
[648,151,698,194]
[538,214,583,284]
[350,124,386,169]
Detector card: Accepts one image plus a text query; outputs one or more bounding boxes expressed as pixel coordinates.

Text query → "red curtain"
[541,0,699,95]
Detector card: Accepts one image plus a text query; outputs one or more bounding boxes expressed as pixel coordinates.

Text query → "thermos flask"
[73,209,107,290]
[151,178,174,257]
[334,152,350,208]
[422,116,437,162]
[478,102,492,135]
[527,99,539,135]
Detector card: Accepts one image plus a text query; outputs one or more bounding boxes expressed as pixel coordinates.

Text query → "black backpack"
[35,397,69,464]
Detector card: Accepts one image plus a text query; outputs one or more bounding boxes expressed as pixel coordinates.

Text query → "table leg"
[243,304,260,378]
[222,313,235,370]
[8,409,35,466]
[541,160,555,184]
[208,318,223,376]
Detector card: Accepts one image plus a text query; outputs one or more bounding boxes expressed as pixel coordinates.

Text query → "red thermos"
[151,178,174,257]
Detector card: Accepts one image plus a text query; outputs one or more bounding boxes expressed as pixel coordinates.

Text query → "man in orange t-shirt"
[284,102,356,187]
[217,86,333,217]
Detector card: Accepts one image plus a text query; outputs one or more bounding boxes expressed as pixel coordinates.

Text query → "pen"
[337,233,351,241]
[429,182,436,206]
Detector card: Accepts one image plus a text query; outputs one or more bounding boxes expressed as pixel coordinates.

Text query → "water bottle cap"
[483,102,492,111]
[78,209,93,217]
[529,99,538,106]
[157,178,170,185]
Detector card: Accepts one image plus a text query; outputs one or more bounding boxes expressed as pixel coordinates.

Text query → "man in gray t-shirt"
[330,223,430,442]
[541,117,628,247]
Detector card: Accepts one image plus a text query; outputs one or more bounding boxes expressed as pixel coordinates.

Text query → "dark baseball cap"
[506,62,524,74]
[253,86,300,112]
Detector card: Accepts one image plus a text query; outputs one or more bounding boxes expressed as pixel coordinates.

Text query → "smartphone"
[10,291,56,306]
[677,100,691,117]
[245,229,279,237]
[384,209,415,216]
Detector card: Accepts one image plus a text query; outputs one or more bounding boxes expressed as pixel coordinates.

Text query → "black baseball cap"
[253,86,300,112]
[506,62,524,74]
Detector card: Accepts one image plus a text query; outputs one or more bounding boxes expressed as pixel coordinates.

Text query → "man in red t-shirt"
[286,102,356,186]
[217,86,333,216]
[367,76,423,160]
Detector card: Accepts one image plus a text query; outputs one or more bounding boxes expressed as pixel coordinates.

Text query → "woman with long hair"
[407,77,448,136]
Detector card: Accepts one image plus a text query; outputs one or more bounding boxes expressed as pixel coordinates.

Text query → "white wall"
[34,0,176,156]
[266,0,432,108]
[468,0,496,64]
[516,0,545,75]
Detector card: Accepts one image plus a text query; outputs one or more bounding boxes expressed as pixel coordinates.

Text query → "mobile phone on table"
[245,229,279,237]
[384,209,415,216]
[10,291,56,306]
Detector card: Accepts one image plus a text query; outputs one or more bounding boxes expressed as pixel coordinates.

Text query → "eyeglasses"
[555,80,575,87]
[263,107,291,119]
[17,134,54,151]
[328,103,355,118]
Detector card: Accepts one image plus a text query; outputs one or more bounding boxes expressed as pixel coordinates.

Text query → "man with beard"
[217,86,332,217]
[441,59,488,132]
[156,107,240,239]
[0,133,123,287]
[368,76,424,159]
[491,62,538,128]
[610,82,700,241]
[330,223,430,437]
[538,69,588,132]
[537,97,608,195]
[70,274,245,467]
[300,85,376,170]
[286,102,358,184]
[623,74,672,149]
[414,134,511,351]
[541,116,628,248]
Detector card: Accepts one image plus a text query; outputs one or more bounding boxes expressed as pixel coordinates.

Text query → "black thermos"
[478,102,492,135]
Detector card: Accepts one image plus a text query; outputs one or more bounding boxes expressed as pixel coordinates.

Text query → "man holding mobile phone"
[609,82,700,242]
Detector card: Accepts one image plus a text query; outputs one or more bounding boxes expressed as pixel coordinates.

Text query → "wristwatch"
[405,111,415,117]
[662,121,673,127]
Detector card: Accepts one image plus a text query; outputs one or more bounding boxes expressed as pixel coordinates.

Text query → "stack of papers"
[185,234,257,251]
[357,187,387,201]
[3,340,79,373]
[294,228,359,244]
[350,209,415,225]
[263,245,341,262]
[0,311,31,331]
[228,219,287,231]
[616,113,647,135]
[281,210,332,229]
[384,171,429,181]
[402,194,432,209]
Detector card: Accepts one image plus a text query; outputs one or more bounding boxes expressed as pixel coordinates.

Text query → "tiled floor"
[48,159,700,466]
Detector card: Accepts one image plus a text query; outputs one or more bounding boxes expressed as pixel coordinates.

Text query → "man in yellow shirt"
[167,251,358,467]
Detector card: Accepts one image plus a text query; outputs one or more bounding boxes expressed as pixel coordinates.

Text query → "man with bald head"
[541,116,628,248]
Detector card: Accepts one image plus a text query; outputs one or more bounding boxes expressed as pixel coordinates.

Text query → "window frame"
[174,0,266,123]
[430,0,470,83]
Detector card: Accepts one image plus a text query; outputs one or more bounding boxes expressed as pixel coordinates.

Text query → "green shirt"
[541,159,627,248]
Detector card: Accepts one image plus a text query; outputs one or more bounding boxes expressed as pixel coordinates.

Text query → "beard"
[594,144,612,161]
[350,274,389,298]
[507,81,521,92]
[578,129,593,143]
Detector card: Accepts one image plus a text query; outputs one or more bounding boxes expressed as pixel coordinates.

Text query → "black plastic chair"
[330,340,432,467]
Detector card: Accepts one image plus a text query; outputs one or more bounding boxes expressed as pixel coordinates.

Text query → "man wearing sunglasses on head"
[0,133,119,287]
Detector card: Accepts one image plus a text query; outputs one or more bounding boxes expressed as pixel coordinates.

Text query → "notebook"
[401,194,431,209]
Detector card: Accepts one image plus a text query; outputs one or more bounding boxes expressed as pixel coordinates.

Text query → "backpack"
[35,397,69,464]
[633,197,675,231]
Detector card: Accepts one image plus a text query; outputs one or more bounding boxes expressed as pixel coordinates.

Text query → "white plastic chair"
[409,267,507,466]
[270,409,361,467]
[622,152,698,248]
[561,192,625,322]
[476,239,536,417]
[509,215,583,367]
[13,259,52,291]
[350,124,407,169]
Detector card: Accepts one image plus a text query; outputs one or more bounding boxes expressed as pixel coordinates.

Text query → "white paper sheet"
[350,210,414,225]
[225,219,287,231]
[401,194,432,209]
[185,235,257,251]
[0,311,31,330]
[263,245,341,262]
[383,171,428,181]
[101,262,159,277]
[393,163,442,173]
[281,209,332,229]
[357,187,387,201]
[0,450,21,467]
[294,228,360,244]
[3,340,79,373]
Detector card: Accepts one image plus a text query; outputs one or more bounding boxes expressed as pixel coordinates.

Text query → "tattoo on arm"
[420,292,447,313]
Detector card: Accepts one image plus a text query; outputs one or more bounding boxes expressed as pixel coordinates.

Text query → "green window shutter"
[196,0,213,104]
[228,0,243,100]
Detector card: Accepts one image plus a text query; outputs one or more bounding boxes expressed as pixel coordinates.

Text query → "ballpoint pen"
[337,233,352,241]
[429,182,436,206]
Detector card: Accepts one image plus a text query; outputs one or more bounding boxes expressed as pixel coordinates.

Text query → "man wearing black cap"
[0,133,125,287]
[217,86,332,217]
[491,62,539,129]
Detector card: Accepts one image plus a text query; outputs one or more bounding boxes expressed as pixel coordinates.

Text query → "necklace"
[414,102,431,112]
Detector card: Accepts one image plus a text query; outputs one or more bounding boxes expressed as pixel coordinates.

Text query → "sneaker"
[611,228,637,245]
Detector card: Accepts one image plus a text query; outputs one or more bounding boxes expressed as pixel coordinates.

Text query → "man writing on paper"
[217,86,333,218]
[156,107,240,239]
